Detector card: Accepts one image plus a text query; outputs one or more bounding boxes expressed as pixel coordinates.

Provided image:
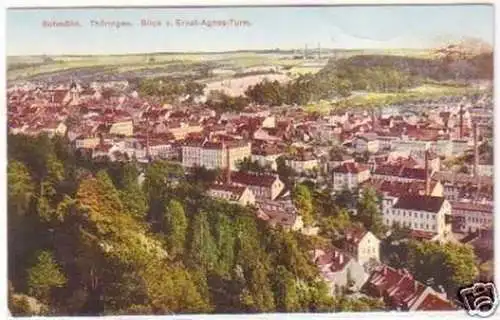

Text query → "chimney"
[459,104,464,139]
[224,141,231,184]
[424,149,430,196]
[473,122,478,179]
[338,253,344,264]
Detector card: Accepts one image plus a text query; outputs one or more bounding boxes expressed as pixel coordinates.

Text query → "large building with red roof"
[382,194,452,242]
[363,265,455,311]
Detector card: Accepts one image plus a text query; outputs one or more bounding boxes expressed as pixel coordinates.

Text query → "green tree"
[273,265,300,312]
[118,164,148,220]
[408,240,479,295]
[163,200,188,258]
[8,160,35,215]
[319,208,352,240]
[356,187,385,237]
[27,251,67,304]
[212,213,236,276]
[293,184,314,227]
[186,211,219,273]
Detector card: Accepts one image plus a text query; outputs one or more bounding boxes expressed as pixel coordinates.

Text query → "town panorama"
[6,5,495,317]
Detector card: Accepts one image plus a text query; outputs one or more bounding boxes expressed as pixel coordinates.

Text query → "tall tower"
[222,140,231,184]
[145,116,151,161]
[318,42,321,60]
[459,104,464,139]
[304,44,308,60]
[473,122,478,179]
[424,149,430,196]
[226,144,231,184]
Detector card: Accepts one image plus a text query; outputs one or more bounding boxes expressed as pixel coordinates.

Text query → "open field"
[203,73,291,97]
[7,48,435,81]
[304,83,484,114]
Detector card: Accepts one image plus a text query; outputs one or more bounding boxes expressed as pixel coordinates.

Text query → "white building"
[432,139,453,158]
[332,162,371,192]
[311,248,368,295]
[109,120,134,136]
[167,123,203,140]
[285,153,319,174]
[343,227,381,267]
[207,184,256,206]
[391,140,431,157]
[41,122,67,138]
[75,136,100,149]
[256,199,304,232]
[355,134,379,154]
[149,141,178,159]
[182,140,251,171]
[251,147,282,171]
[230,172,285,201]
[382,195,452,241]
[451,201,493,233]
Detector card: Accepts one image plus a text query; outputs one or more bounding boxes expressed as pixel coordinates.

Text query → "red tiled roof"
[315,247,352,273]
[400,167,427,180]
[344,226,368,245]
[393,195,445,213]
[415,293,455,311]
[49,90,68,104]
[409,230,437,240]
[373,164,404,177]
[230,171,279,188]
[94,143,112,153]
[450,201,493,214]
[333,162,369,174]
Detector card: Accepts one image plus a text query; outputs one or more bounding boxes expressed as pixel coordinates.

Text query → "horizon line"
[7,47,443,58]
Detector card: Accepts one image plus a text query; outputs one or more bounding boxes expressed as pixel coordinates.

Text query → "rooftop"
[393,195,446,213]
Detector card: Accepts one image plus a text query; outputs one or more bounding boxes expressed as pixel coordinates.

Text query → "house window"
[414,212,418,218]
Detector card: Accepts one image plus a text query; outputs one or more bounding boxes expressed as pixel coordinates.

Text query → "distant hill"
[329,50,493,81]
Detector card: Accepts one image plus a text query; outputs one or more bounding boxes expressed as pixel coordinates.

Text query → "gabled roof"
[230,171,279,188]
[333,162,369,174]
[344,226,369,245]
[393,195,445,213]
[415,292,455,311]
[314,247,352,274]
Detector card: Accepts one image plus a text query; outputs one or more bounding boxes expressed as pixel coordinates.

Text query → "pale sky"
[7,5,494,55]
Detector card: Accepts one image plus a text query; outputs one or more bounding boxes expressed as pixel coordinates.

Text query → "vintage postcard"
[6,3,496,318]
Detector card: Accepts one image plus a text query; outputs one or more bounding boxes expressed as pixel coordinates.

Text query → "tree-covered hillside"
[7,134,384,316]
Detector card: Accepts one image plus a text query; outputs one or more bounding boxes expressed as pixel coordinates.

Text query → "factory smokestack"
[425,149,430,196]
[459,104,464,139]
[224,141,231,184]
[473,122,478,179]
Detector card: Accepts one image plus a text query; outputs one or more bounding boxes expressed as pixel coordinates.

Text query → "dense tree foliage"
[355,187,386,237]
[293,184,315,227]
[205,90,249,113]
[407,240,479,296]
[11,134,385,315]
[138,77,206,103]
